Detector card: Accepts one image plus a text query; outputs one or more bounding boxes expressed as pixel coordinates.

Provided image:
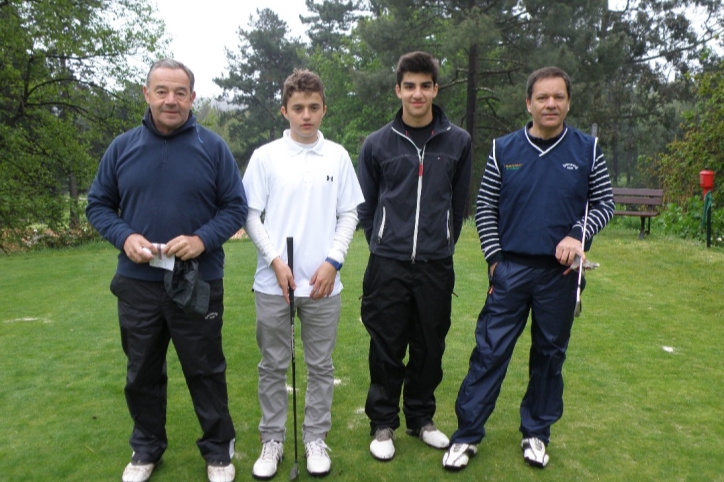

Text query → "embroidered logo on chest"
[505,163,522,171]
[562,163,578,170]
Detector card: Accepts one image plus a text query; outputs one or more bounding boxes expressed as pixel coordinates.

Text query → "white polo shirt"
[243,130,364,297]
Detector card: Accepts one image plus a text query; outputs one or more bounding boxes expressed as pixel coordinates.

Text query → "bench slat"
[613,210,660,217]
[611,188,664,197]
[613,196,663,206]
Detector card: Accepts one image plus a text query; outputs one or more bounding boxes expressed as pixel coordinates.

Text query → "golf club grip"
[286,237,294,302]
[286,237,293,272]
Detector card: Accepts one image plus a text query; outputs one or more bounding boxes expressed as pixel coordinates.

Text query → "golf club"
[287,237,300,480]
[574,202,589,318]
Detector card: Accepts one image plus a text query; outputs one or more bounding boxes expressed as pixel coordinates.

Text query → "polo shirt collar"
[282,129,326,156]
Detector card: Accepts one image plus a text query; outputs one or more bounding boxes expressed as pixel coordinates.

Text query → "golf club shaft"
[574,202,589,316]
[286,237,299,478]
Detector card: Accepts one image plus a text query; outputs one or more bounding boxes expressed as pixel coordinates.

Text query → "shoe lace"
[307,439,330,458]
[261,441,281,460]
[532,438,544,451]
[420,423,437,434]
[376,428,395,441]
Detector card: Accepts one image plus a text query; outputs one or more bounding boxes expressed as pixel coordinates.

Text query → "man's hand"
[123,233,156,263]
[309,261,337,300]
[556,236,584,267]
[271,257,296,304]
[164,235,205,261]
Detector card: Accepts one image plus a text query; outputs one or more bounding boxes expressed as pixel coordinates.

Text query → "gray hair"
[146,59,195,92]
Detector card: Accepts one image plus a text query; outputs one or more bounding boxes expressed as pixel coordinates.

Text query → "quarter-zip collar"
[142,107,197,139]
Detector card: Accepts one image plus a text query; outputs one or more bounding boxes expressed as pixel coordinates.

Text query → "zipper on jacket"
[377,206,386,242]
[446,209,451,241]
[391,127,426,262]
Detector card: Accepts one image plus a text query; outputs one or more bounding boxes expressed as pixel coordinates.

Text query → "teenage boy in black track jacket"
[357,51,472,462]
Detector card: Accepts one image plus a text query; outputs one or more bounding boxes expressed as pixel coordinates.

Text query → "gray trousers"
[255,292,340,444]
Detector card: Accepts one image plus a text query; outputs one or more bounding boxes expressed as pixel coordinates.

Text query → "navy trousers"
[361,254,454,434]
[451,259,583,445]
[110,274,235,464]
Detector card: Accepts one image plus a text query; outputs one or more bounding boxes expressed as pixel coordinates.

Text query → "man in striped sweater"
[442,67,614,471]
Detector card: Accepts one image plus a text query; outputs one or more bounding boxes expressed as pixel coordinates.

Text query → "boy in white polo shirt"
[242,69,364,479]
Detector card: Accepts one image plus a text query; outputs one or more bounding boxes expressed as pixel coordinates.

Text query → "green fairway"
[1,225,722,481]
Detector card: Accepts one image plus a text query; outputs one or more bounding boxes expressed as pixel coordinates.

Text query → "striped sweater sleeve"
[569,138,615,242]
[475,141,503,265]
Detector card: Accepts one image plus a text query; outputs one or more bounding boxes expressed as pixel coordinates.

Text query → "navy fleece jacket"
[86,109,248,281]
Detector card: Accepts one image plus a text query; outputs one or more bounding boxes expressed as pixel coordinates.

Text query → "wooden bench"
[612,188,664,239]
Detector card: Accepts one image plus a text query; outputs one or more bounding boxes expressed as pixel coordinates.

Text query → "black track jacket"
[358,105,472,262]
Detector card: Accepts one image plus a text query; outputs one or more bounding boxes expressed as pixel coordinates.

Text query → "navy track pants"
[451,258,583,445]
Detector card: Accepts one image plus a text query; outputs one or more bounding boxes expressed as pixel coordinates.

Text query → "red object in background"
[700,170,715,196]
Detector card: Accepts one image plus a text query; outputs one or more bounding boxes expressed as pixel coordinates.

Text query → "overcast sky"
[152,0,648,98]
[154,0,310,98]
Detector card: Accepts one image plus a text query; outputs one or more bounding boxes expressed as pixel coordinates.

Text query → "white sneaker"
[207,461,235,482]
[122,461,156,482]
[252,440,283,480]
[407,423,450,449]
[442,443,477,470]
[369,427,395,461]
[305,438,331,476]
[521,437,549,468]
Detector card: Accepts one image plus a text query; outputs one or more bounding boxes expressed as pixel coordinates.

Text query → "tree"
[651,62,724,208]
[215,9,304,165]
[0,0,167,241]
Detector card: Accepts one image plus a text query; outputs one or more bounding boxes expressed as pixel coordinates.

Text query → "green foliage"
[653,64,724,208]
[214,9,304,165]
[654,196,724,245]
[0,0,168,238]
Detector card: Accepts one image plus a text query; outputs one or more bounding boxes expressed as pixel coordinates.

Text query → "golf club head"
[574,300,582,318]
[289,462,299,480]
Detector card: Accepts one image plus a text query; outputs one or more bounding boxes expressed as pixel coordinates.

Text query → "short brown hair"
[396,51,439,86]
[282,69,325,108]
[526,67,571,100]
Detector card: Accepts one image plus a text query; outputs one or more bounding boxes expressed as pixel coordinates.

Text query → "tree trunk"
[68,172,79,229]
[464,44,478,219]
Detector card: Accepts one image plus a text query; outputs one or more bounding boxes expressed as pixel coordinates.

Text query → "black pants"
[110,274,235,464]
[361,254,454,434]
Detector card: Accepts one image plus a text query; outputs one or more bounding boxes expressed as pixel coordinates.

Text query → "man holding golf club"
[357,51,472,461]
[442,66,614,471]
[242,69,364,479]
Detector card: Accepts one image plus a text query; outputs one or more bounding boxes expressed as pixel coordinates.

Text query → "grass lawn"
[1,224,723,481]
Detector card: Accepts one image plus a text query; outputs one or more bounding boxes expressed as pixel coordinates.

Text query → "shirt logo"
[505,163,522,171]
[327,175,334,182]
[562,163,578,170]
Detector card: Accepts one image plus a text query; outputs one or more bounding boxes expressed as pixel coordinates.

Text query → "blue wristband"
[325,257,343,271]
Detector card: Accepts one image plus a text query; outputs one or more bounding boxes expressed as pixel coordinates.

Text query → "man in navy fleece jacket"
[86,59,247,482]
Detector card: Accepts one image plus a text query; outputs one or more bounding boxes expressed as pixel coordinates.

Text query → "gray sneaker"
[369,428,395,461]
